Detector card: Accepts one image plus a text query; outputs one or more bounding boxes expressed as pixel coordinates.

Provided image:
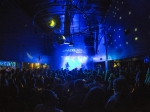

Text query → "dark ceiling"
[2,0,150,63]
[13,0,111,37]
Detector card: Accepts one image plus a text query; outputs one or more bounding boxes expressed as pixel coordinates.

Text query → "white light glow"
[134,28,138,32]
[26,52,33,59]
[135,37,138,40]
[65,57,69,60]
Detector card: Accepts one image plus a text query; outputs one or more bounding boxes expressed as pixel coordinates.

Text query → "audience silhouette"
[0,65,150,112]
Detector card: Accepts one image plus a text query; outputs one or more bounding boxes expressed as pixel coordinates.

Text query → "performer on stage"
[65,62,70,70]
[81,63,85,70]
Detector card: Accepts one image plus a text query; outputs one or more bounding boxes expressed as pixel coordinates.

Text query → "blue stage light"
[61,56,88,70]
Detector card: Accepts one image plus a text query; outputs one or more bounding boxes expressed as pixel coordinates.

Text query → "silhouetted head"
[36,79,44,89]
[74,79,84,92]
[136,71,146,85]
[66,75,72,82]
[113,78,128,93]
[82,87,105,111]
[41,89,59,107]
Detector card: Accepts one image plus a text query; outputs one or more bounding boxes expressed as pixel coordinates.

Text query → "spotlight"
[57,35,66,44]
[48,19,56,28]
[47,16,61,29]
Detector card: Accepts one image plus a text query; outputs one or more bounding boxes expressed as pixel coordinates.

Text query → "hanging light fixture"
[56,35,66,44]
[48,19,56,28]
[47,16,61,29]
